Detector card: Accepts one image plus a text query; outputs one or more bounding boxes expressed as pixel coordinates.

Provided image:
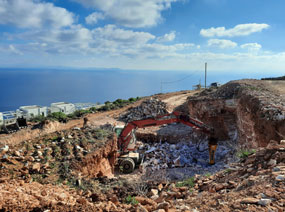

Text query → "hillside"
[0,79,284,212]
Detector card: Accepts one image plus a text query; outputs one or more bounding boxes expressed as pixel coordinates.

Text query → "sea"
[0,68,280,112]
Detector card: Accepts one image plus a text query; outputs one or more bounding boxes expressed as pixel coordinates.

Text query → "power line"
[161,70,201,84]
[160,70,201,93]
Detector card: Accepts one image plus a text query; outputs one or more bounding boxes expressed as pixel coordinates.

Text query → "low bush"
[125,195,138,205]
[92,128,112,140]
[176,177,195,188]
[48,112,67,122]
[99,96,140,112]
[237,149,256,159]
[29,115,47,123]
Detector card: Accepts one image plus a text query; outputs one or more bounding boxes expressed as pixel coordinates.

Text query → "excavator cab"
[114,127,123,137]
[114,126,143,173]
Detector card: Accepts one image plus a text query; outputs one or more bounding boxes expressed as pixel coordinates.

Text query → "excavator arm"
[118,111,217,165]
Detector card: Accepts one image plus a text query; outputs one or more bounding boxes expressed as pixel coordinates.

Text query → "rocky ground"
[0,79,284,211]
[0,139,283,211]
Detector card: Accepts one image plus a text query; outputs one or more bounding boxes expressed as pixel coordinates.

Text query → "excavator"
[115,111,218,173]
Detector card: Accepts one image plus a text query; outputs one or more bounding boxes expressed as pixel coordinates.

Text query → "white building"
[19,105,48,119]
[50,102,76,115]
[0,112,3,126]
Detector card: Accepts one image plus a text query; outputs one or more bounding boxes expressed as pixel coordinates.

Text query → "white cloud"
[157,31,176,42]
[9,44,23,55]
[85,12,105,25]
[11,23,197,60]
[0,0,74,28]
[13,25,93,53]
[200,23,269,37]
[73,0,179,28]
[92,25,155,45]
[208,39,237,49]
[241,43,262,51]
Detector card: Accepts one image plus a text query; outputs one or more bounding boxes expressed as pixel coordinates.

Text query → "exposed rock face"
[75,137,118,178]
[119,98,168,122]
[188,80,285,147]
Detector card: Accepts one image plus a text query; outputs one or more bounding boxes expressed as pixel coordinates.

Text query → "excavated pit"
[134,123,237,181]
[187,80,285,148]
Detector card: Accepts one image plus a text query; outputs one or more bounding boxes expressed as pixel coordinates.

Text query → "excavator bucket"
[208,136,218,165]
[208,144,217,165]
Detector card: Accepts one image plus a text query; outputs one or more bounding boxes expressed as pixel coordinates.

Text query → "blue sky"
[0,0,284,74]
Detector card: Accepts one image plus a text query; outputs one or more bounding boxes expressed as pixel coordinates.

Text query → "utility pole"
[205,62,207,89]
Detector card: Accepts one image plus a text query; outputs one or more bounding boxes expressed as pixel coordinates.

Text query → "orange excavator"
[114,111,218,173]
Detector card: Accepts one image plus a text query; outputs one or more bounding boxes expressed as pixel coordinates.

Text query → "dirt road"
[161,91,197,112]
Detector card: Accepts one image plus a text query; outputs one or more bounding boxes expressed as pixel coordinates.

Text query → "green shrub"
[204,172,211,177]
[237,149,256,159]
[99,104,112,111]
[128,97,136,102]
[176,177,195,188]
[67,108,94,119]
[98,97,140,112]
[29,115,47,123]
[73,109,90,117]
[89,107,97,112]
[113,99,124,104]
[48,112,67,122]
[224,168,233,173]
[105,101,111,105]
[93,128,112,140]
[125,195,138,205]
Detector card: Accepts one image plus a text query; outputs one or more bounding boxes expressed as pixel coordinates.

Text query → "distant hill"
[261,76,285,80]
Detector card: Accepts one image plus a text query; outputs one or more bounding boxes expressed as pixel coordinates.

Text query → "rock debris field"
[139,138,237,181]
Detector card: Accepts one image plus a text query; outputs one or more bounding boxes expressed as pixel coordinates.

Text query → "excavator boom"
[118,111,213,152]
[116,111,217,173]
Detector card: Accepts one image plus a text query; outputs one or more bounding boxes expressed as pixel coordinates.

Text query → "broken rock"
[258,198,272,206]
[0,145,9,153]
[32,163,41,172]
[240,198,259,204]
[275,175,284,181]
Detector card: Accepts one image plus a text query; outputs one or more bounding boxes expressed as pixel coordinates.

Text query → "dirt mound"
[119,98,168,122]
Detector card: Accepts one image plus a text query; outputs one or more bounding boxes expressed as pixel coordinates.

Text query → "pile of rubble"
[119,98,168,122]
[140,139,236,181]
